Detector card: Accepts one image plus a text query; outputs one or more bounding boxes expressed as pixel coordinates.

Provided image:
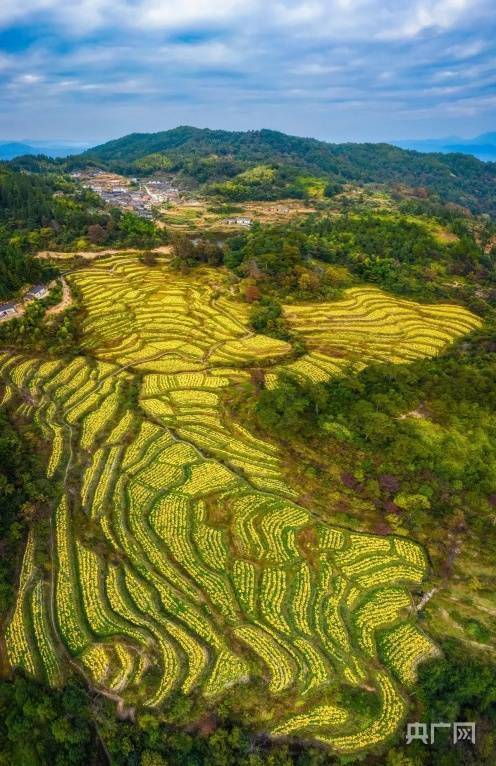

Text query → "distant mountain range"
[394,133,496,162]
[3,131,495,163]
[0,140,90,160]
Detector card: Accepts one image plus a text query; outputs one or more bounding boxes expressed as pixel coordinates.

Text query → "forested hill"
[0,166,164,299]
[76,126,496,215]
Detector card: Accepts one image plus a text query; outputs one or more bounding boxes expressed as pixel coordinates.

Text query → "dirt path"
[37,248,127,260]
[46,278,72,316]
[36,245,172,260]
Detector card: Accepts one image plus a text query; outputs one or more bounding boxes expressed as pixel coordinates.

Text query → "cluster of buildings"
[0,284,49,320]
[71,171,180,219]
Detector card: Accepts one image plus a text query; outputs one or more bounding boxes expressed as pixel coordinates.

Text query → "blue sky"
[0,0,495,144]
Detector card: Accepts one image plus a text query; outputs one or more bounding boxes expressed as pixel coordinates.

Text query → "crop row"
[31,580,62,686]
[54,497,91,654]
[323,671,407,752]
[181,461,239,498]
[272,703,348,737]
[79,385,122,449]
[192,508,229,571]
[259,568,291,634]
[5,532,38,676]
[234,624,296,694]
[232,560,257,618]
[277,287,481,386]
[90,446,122,518]
[379,623,439,687]
[353,588,411,656]
[77,542,141,641]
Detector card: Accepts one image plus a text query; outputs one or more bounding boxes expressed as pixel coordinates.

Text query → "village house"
[224,217,253,227]
[26,284,48,301]
[0,302,17,318]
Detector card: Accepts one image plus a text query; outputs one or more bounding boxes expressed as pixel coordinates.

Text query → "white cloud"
[445,38,487,59]
[157,41,239,66]
[7,72,45,88]
[136,0,254,28]
[292,62,344,75]
[0,0,107,30]
[270,0,487,41]
[0,0,494,140]
[0,0,491,40]
[0,0,259,33]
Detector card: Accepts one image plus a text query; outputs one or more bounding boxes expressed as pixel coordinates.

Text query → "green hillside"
[0,167,165,299]
[1,136,496,765]
[74,126,496,214]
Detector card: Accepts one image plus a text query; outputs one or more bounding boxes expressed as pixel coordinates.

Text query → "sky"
[0,0,495,146]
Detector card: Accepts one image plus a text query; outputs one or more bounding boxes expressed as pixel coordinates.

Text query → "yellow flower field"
[0,255,482,754]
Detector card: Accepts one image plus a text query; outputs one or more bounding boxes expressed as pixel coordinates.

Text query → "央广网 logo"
[406,722,475,746]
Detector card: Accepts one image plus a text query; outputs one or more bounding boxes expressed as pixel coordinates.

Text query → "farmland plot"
[0,255,480,755]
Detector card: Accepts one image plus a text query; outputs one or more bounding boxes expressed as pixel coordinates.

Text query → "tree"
[140,250,158,266]
[244,283,261,303]
[249,296,288,338]
[141,752,168,766]
[87,224,107,245]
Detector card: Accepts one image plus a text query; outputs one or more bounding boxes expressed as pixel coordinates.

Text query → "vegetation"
[0,166,166,300]
[252,320,496,567]
[1,255,479,757]
[1,636,493,765]
[0,676,99,766]
[225,211,496,308]
[0,283,82,355]
[0,407,54,617]
[170,235,224,269]
[1,144,496,765]
[10,126,496,214]
[55,126,496,215]
[249,296,293,341]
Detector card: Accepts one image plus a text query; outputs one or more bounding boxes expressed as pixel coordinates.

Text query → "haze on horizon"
[0,1,495,145]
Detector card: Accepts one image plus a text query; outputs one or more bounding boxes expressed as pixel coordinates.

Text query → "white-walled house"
[224,217,253,227]
[26,284,48,300]
[0,302,17,318]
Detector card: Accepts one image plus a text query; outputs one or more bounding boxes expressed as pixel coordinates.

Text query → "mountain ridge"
[8,126,496,215]
[77,125,496,215]
[0,141,89,160]
[395,132,496,161]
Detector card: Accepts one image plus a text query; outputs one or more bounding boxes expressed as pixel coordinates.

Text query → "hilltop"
[66,125,496,215]
[0,140,88,160]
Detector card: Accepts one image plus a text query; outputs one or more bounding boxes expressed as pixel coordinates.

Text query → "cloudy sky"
[0,0,495,144]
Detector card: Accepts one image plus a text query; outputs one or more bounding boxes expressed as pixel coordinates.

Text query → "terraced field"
[1,254,479,755]
[266,286,481,387]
